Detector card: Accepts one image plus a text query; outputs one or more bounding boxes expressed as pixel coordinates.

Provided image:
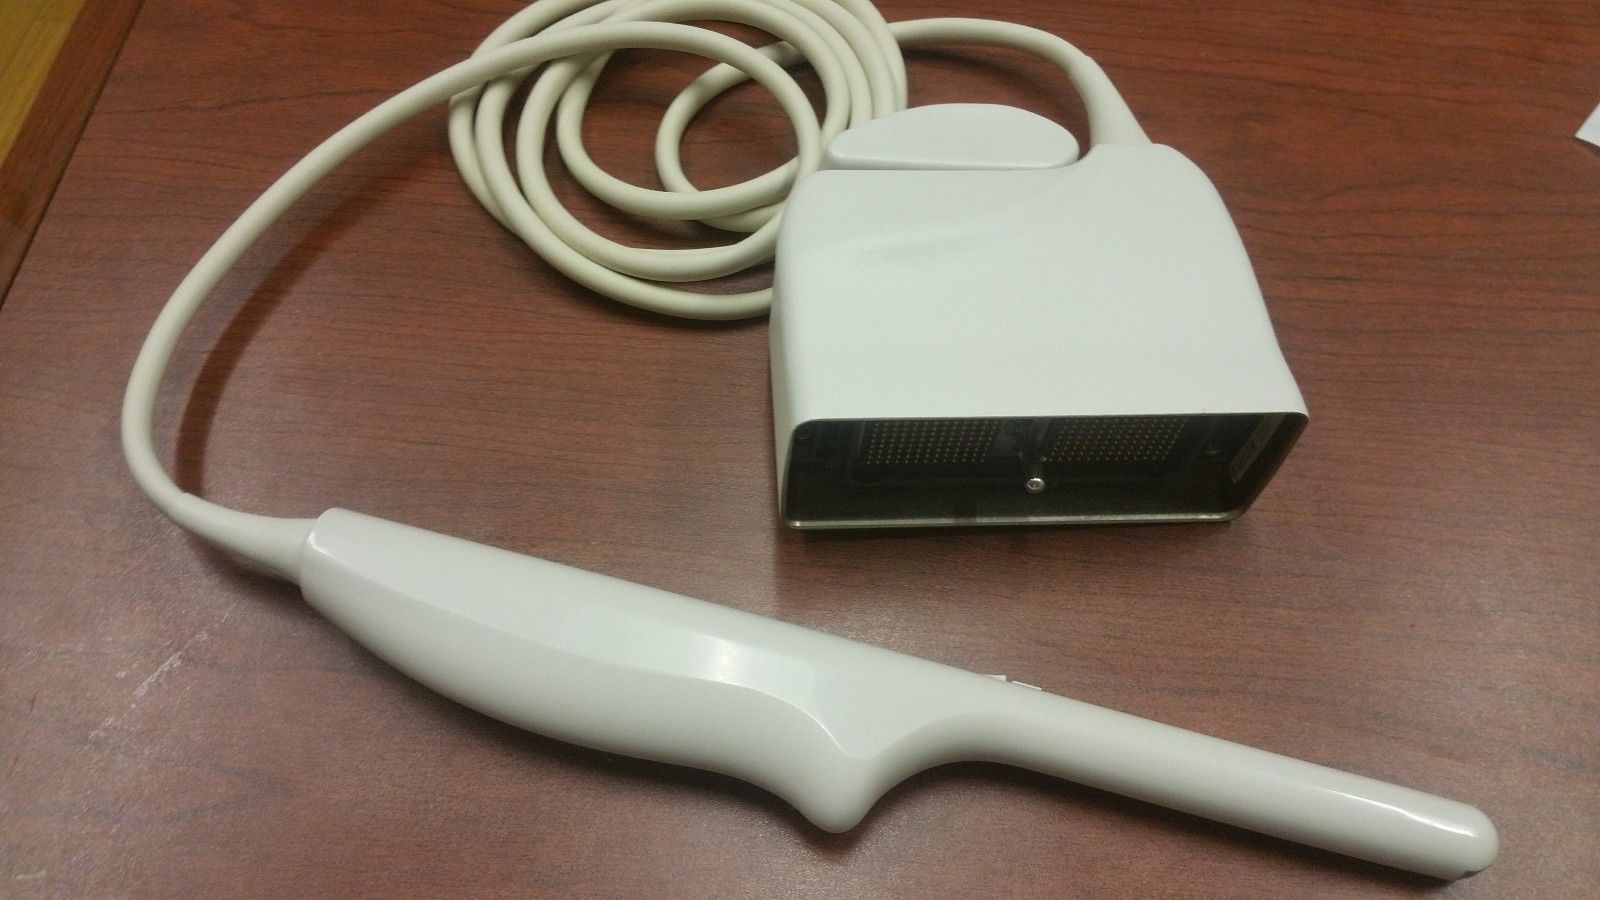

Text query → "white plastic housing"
[297,509,1496,879]
[822,103,1080,170]
[771,105,1306,527]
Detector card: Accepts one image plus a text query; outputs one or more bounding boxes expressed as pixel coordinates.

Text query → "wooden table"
[2,1,1596,895]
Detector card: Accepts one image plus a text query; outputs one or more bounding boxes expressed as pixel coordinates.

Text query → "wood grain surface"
[0,0,143,302]
[0,0,89,169]
[2,0,1597,896]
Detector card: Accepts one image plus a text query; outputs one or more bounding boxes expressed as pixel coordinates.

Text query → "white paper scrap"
[1578,102,1600,148]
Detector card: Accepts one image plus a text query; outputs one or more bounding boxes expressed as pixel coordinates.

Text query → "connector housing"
[771,106,1305,528]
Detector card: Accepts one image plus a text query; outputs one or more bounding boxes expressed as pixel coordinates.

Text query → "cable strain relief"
[166,493,315,583]
[1069,54,1149,146]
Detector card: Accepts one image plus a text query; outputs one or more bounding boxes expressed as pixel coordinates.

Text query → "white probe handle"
[298,509,1497,879]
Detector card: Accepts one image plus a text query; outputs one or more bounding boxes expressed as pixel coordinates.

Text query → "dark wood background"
[2,0,1596,895]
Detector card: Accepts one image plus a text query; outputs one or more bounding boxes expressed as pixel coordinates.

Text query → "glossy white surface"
[298,509,1497,879]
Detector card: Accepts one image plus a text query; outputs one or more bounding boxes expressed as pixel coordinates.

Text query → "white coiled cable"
[447,0,1147,319]
[122,2,1145,571]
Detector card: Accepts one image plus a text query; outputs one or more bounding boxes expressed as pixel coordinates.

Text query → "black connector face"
[783,413,1306,528]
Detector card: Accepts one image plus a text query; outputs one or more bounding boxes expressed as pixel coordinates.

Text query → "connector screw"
[1025,476,1046,494]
